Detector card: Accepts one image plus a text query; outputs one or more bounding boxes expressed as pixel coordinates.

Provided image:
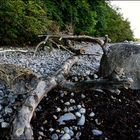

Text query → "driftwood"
[10,35,133,140]
[59,67,133,92]
[11,56,79,139]
[33,35,109,57]
[60,77,133,93]
[0,49,28,53]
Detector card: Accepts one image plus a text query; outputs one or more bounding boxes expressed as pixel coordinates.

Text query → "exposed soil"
[31,88,140,140]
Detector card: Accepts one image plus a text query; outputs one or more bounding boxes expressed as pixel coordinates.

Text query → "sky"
[110,1,140,38]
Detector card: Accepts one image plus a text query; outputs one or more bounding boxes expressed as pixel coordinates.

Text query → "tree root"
[33,35,109,57]
[11,56,79,139]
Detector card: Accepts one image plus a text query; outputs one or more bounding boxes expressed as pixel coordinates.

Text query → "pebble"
[74,77,78,82]
[75,112,82,117]
[73,126,78,131]
[1,122,9,128]
[77,105,82,109]
[69,130,74,136]
[64,102,70,106]
[95,119,102,125]
[0,105,2,110]
[77,115,85,126]
[79,108,86,114]
[5,107,13,114]
[38,131,44,136]
[0,118,4,123]
[56,129,60,133]
[70,99,75,103]
[68,107,74,112]
[51,133,59,140]
[92,129,103,136]
[86,70,90,75]
[61,130,65,134]
[53,115,57,120]
[81,94,86,99]
[49,128,54,132]
[71,93,74,96]
[56,107,61,112]
[94,74,98,79]
[60,133,71,140]
[43,120,48,124]
[75,132,81,139]
[136,100,140,104]
[58,113,76,125]
[64,127,70,133]
[38,136,42,140]
[63,107,68,112]
[89,112,95,117]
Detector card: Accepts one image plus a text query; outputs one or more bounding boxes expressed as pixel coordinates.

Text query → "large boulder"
[99,43,140,89]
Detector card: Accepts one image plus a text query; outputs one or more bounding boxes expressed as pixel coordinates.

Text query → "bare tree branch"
[33,35,107,57]
[11,56,79,140]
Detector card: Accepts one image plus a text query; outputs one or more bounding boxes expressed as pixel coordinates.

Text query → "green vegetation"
[0,0,134,45]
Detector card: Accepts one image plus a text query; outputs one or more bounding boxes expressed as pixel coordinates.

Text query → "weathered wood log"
[99,43,140,89]
[0,49,28,53]
[11,56,79,140]
[38,35,105,45]
[33,35,107,57]
[59,73,133,92]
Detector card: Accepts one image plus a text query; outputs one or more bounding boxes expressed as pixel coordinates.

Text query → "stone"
[77,105,82,109]
[81,94,86,99]
[64,127,70,133]
[58,113,76,125]
[0,105,2,110]
[75,132,81,139]
[56,107,61,112]
[5,107,12,114]
[99,43,140,89]
[51,133,59,140]
[64,102,70,106]
[69,130,74,137]
[75,112,81,117]
[49,128,54,132]
[89,112,95,117]
[71,92,74,96]
[68,107,74,112]
[0,118,4,123]
[86,70,91,75]
[1,122,9,128]
[77,115,85,126]
[92,129,103,136]
[60,133,71,140]
[79,108,86,114]
[69,99,75,103]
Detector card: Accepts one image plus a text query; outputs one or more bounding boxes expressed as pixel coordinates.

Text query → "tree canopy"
[0,0,134,45]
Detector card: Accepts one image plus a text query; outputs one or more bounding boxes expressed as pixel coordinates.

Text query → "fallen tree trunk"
[11,56,79,139]
[33,35,109,57]
[60,74,133,92]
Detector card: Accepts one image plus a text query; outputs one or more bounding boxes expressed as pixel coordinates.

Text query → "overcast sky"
[110,1,140,38]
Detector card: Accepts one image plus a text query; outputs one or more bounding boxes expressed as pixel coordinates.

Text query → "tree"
[0,0,48,45]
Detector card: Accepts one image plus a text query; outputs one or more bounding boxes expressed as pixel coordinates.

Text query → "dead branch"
[59,77,133,92]
[33,35,106,57]
[0,49,28,53]
[11,56,79,140]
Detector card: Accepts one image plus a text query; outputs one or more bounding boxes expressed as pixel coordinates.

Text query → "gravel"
[0,43,138,140]
[0,43,103,139]
[0,43,103,77]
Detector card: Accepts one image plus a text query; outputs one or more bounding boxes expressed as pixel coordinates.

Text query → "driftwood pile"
[0,35,133,139]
